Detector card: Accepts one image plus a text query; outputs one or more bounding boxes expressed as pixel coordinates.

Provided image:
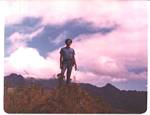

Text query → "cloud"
[4,0,147,90]
[67,8,147,84]
[51,31,69,44]
[26,18,116,57]
[6,26,44,54]
[5,0,147,26]
[5,17,42,38]
[4,30,147,88]
[5,47,59,79]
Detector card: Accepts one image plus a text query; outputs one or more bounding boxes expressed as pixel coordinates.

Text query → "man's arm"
[60,54,63,69]
[73,55,77,70]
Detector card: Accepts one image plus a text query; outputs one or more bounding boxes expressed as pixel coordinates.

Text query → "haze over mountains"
[4,73,147,113]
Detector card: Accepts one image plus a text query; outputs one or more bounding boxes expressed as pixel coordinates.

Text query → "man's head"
[65,39,72,47]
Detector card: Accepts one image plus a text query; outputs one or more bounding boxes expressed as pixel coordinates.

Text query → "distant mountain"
[4,73,26,87]
[4,73,58,89]
[4,73,147,113]
[80,83,147,113]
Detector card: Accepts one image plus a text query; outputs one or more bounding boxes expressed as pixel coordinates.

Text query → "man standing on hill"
[59,39,77,84]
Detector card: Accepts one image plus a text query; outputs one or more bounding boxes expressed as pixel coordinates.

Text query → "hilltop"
[4,73,147,113]
[4,83,111,113]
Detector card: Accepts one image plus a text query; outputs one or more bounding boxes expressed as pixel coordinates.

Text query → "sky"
[4,0,148,91]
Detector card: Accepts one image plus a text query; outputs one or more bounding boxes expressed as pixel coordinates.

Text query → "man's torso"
[60,47,75,62]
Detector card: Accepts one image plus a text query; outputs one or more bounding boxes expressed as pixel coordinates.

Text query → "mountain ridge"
[4,73,145,92]
[4,73,147,113]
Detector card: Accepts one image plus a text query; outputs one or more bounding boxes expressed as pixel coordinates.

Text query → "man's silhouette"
[59,39,77,84]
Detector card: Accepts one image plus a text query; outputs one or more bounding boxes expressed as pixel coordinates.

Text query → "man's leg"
[61,64,66,78]
[58,65,66,87]
[66,66,72,84]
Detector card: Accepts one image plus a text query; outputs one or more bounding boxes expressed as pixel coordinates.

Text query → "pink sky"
[4,0,148,89]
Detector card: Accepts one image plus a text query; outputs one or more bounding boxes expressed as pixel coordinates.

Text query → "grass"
[4,83,112,113]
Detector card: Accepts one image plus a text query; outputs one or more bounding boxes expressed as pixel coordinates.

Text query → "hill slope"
[4,73,147,113]
[4,84,112,113]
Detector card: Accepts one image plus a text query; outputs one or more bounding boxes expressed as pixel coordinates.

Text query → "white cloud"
[70,26,147,83]
[5,0,147,27]
[5,47,59,79]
